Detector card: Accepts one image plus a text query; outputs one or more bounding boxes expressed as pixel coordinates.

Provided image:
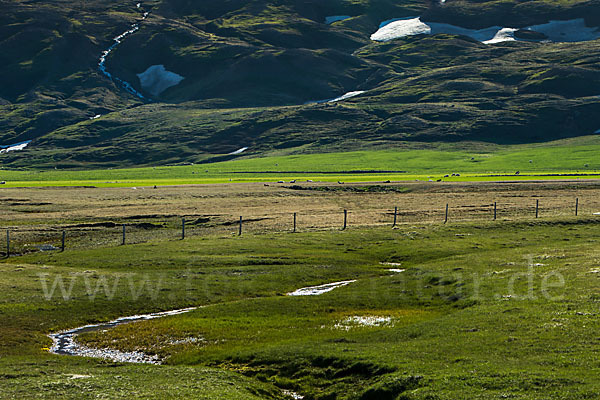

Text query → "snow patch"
[228,147,248,155]
[0,140,31,154]
[329,91,365,102]
[525,19,600,42]
[372,17,600,44]
[325,15,351,24]
[388,269,406,273]
[307,91,365,104]
[483,28,518,44]
[137,65,185,96]
[371,17,505,42]
[287,280,356,296]
[371,17,430,41]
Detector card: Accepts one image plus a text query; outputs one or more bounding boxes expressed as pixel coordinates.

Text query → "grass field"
[2,180,598,256]
[2,137,600,187]
[2,180,600,398]
[3,219,600,398]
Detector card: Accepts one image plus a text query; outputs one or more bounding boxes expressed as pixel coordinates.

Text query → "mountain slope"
[1,0,600,168]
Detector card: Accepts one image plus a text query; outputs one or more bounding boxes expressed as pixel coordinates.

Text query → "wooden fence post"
[6,230,9,258]
[444,204,449,224]
[293,213,297,233]
[576,198,579,216]
[122,224,126,245]
[342,210,348,230]
[239,216,243,236]
[182,217,186,240]
[494,202,497,221]
[61,231,66,252]
[392,207,398,227]
[536,200,539,219]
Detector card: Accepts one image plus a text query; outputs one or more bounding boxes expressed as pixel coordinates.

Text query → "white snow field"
[483,28,518,44]
[371,17,600,44]
[371,17,431,41]
[371,17,502,42]
[525,19,600,42]
[137,65,185,96]
[307,90,365,104]
[228,147,248,155]
[0,140,31,154]
[328,91,365,102]
[325,15,351,24]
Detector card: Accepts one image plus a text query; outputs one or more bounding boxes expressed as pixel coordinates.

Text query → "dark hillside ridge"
[0,0,599,168]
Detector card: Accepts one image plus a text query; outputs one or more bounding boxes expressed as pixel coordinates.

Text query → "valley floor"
[1,181,600,399]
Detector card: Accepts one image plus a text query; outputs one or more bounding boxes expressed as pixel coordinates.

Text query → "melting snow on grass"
[287,280,356,296]
[334,316,393,331]
[525,19,600,42]
[329,91,365,102]
[380,262,405,273]
[371,17,600,44]
[228,147,248,155]
[325,16,351,24]
[371,17,503,42]
[0,140,31,154]
[137,65,185,96]
[484,28,518,44]
[306,90,365,104]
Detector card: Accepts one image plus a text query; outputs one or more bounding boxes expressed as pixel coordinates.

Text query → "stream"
[48,280,357,363]
[49,307,196,364]
[98,2,149,100]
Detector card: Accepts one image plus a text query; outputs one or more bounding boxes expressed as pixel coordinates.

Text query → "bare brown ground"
[1,180,600,254]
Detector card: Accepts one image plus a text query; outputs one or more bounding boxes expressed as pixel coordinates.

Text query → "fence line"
[1,198,594,257]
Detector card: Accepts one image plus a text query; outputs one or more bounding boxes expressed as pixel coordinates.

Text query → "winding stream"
[98,2,149,100]
[49,307,197,364]
[49,280,356,363]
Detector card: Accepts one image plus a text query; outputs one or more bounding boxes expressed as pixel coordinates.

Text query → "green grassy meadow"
[2,217,600,398]
[2,137,600,187]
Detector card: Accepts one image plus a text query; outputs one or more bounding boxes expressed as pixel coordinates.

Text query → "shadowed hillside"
[1,0,600,168]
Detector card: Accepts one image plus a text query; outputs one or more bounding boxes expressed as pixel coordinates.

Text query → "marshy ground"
[2,180,600,399]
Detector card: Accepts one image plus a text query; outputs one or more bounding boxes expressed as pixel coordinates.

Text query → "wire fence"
[2,196,594,258]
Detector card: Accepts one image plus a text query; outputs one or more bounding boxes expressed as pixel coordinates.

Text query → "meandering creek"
[49,307,196,364]
[98,2,149,100]
[49,280,358,363]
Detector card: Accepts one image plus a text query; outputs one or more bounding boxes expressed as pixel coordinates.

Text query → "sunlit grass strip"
[2,172,600,188]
